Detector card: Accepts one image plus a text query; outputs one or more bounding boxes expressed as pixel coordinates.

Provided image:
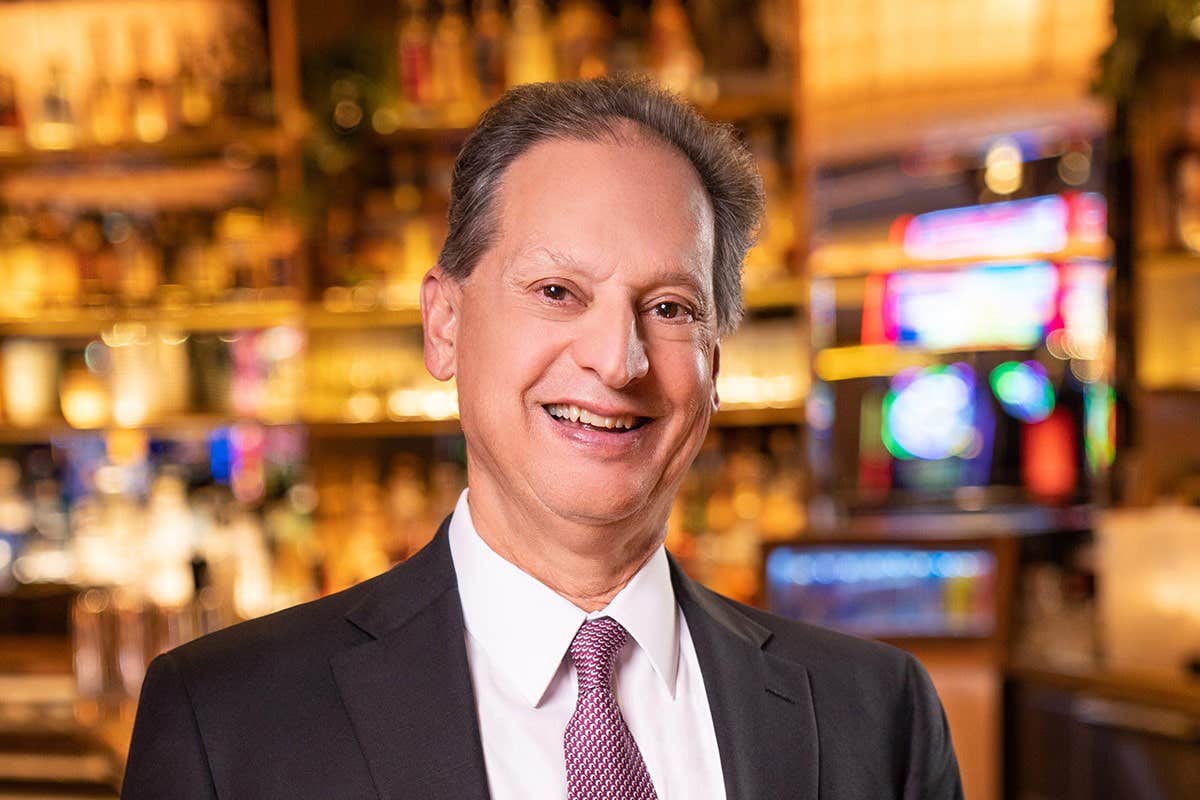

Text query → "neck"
[464,485,666,612]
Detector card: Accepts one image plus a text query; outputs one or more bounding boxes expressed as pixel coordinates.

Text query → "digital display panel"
[765,546,998,638]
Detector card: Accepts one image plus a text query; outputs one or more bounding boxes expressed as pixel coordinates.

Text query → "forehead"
[490,134,715,285]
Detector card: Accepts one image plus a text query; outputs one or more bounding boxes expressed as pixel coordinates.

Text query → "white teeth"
[546,404,637,430]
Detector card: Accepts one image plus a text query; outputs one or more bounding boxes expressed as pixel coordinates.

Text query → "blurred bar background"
[0,1,1196,798]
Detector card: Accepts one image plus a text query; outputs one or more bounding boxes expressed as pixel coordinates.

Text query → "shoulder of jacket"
[164,567,396,683]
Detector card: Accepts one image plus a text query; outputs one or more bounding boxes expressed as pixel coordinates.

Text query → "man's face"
[423,132,720,533]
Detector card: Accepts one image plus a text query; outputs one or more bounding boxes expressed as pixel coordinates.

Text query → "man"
[122,77,963,800]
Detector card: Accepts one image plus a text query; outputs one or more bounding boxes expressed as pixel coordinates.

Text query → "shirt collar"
[447,489,680,707]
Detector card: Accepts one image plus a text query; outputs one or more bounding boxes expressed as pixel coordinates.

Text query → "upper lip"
[542,400,654,419]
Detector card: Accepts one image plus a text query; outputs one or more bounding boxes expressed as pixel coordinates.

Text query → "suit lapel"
[670,556,820,800]
[331,520,491,800]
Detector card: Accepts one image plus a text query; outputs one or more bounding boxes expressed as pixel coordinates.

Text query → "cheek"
[653,342,714,408]
[460,308,566,396]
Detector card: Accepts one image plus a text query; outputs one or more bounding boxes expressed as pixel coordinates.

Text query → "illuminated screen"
[765,546,997,638]
[901,192,1105,260]
[884,262,1059,349]
[882,364,977,460]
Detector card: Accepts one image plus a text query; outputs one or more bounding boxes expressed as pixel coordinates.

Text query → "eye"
[540,284,570,302]
[651,301,693,321]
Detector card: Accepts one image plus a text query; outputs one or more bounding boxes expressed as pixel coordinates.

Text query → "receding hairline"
[476,118,718,279]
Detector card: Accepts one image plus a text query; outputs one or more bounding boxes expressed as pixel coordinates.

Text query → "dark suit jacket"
[122,516,964,799]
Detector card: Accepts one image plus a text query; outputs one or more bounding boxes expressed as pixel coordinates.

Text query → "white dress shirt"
[447,489,727,800]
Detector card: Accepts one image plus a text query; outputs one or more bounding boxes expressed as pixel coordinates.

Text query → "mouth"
[542,403,652,433]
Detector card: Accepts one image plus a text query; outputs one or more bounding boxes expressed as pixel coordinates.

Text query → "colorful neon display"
[1085,383,1116,474]
[885,262,1059,350]
[900,192,1106,261]
[990,361,1055,423]
[765,546,998,637]
[882,364,977,461]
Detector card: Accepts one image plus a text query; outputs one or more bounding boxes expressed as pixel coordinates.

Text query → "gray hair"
[436,75,765,334]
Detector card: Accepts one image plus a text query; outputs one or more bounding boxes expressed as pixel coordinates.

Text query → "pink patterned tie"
[563,617,658,800]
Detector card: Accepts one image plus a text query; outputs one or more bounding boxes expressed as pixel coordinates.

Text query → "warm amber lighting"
[27,121,78,151]
[105,428,148,465]
[60,368,110,429]
[814,344,936,382]
[1,340,57,426]
[984,138,1023,195]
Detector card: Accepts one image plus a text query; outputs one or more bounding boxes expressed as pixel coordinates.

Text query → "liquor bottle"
[648,0,704,96]
[115,217,163,307]
[507,0,557,87]
[70,213,109,308]
[741,123,793,287]
[396,0,435,117]
[129,22,171,143]
[217,15,273,124]
[28,61,79,150]
[0,70,24,152]
[176,31,216,129]
[554,0,612,80]
[32,208,81,309]
[472,0,508,103]
[431,0,480,125]
[86,23,130,146]
[609,2,648,75]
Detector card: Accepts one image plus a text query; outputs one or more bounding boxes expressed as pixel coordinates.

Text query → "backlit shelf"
[0,403,805,443]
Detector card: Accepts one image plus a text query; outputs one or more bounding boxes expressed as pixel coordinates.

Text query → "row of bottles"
[0,435,468,705]
[0,6,271,153]
[317,148,454,308]
[0,327,302,430]
[312,448,466,592]
[0,429,309,611]
[0,205,300,315]
[305,329,457,423]
[389,0,711,128]
[668,426,807,604]
[0,318,804,433]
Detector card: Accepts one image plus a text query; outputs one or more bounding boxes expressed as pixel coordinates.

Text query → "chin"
[536,475,657,527]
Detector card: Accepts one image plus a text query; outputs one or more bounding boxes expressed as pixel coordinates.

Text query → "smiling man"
[122,77,963,800]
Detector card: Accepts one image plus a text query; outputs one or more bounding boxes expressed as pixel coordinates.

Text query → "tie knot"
[568,617,629,692]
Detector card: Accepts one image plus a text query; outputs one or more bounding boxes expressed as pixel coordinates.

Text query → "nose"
[570,303,650,389]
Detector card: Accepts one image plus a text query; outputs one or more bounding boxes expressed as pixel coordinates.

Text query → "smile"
[543,404,650,432]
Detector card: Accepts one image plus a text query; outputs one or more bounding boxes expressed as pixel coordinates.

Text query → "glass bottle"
[86,22,129,146]
[0,70,24,152]
[177,31,216,130]
[507,0,557,87]
[648,0,704,96]
[129,22,171,143]
[29,61,79,150]
[431,0,480,125]
[472,0,508,103]
[554,0,612,80]
[397,0,435,116]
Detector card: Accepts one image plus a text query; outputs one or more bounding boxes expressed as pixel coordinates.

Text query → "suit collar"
[334,517,819,800]
[448,489,682,706]
[669,554,820,800]
[333,516,492,800]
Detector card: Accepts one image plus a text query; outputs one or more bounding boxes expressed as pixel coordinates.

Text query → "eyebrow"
[515,246,709,298]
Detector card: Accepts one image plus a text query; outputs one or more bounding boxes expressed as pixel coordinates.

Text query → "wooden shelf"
[1137,249,1200,275]
[0,124,288,170]
[0,402,805,443]
[364,71,791,148]
[0,285,804,338]
[0,298,305,338]
[1007,658,1200,717]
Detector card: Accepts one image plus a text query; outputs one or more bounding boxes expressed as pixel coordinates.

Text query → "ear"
[420,266,461,381]
[710,340,721,413]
